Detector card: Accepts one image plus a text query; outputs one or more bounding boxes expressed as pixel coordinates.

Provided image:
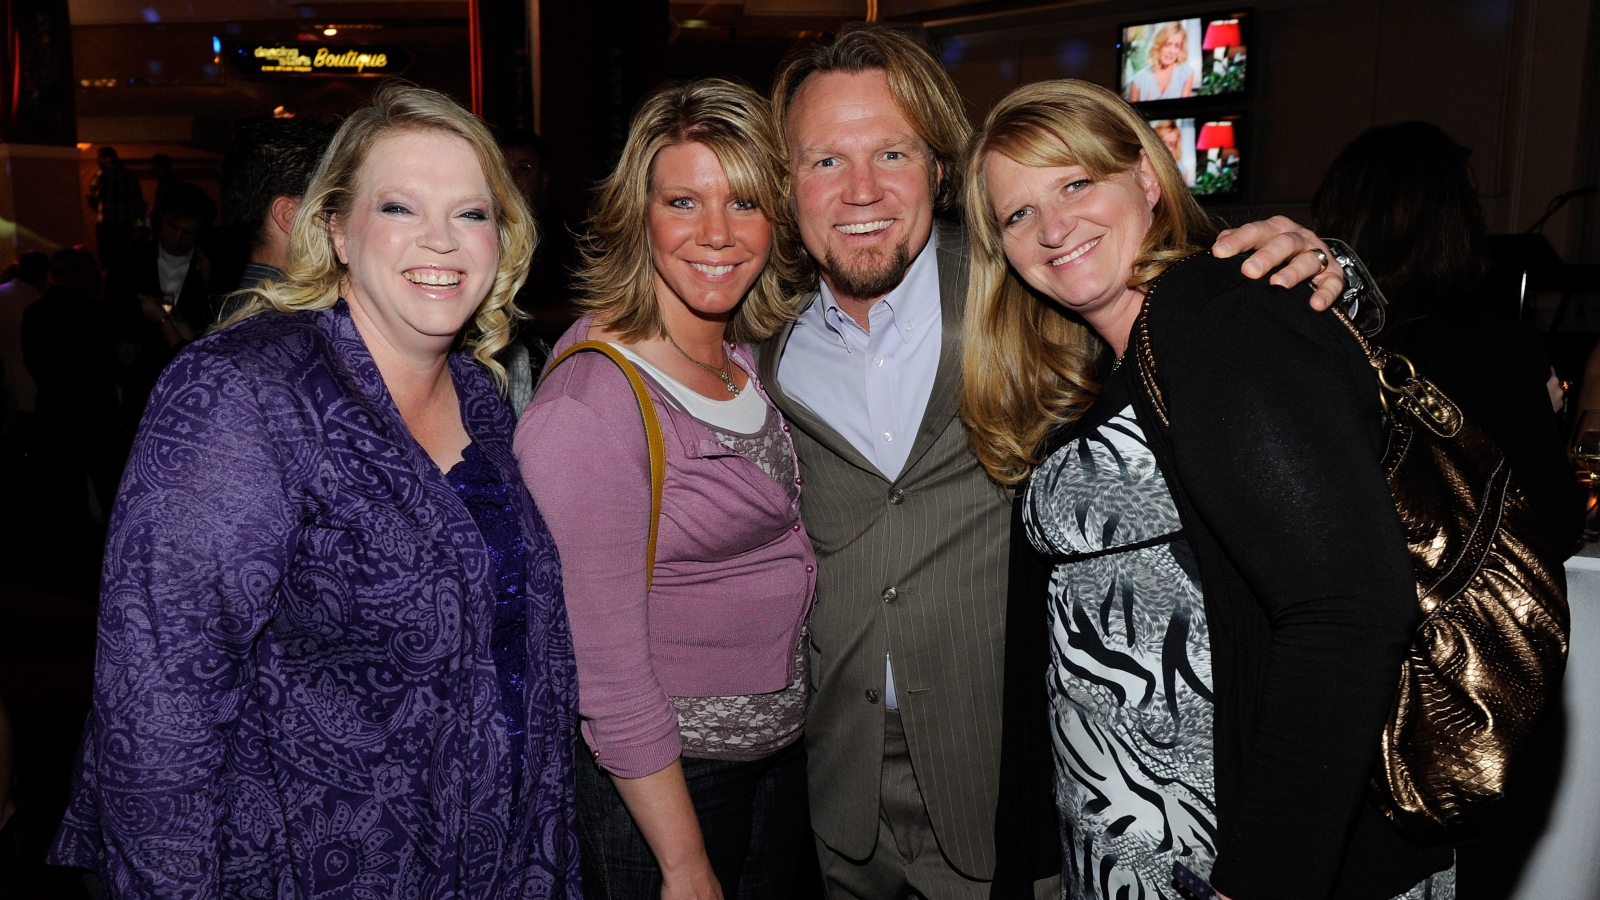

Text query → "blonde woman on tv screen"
[1128,22,1196,102]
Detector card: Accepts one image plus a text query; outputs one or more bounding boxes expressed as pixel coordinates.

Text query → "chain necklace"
[665,331,741,395]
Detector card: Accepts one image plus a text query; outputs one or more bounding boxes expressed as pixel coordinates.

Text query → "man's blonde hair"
[576,78,806,343]
[771,25,971,214]
[223,81,534,389]
[961,80,1216,485]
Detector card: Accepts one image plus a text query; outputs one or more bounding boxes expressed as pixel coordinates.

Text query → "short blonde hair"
[771,25,971,214]
[961,79,1216,485]
[576,78,806,344]
[222,81,534,389]
[1148,22,1191,68]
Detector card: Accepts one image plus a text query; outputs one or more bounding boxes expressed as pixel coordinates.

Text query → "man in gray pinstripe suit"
[758,27,1346,900]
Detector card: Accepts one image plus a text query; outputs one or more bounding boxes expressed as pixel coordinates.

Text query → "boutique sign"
[231,43,412,77]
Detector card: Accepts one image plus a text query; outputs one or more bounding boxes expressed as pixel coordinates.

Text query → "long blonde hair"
[961,79,1215,485]
[222,81,534,388]
[576,78,805,344]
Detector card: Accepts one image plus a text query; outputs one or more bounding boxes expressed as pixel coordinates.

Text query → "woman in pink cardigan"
[514,79,814,900]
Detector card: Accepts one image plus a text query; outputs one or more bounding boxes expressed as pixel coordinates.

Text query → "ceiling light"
[323,27,338,36]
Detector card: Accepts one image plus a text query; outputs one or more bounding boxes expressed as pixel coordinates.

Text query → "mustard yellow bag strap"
[539,340,666,590]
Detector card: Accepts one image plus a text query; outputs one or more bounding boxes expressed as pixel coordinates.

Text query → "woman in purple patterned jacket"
[49,84,582,899]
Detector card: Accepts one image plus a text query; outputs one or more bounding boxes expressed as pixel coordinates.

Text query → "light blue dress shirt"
[777,234,944,710]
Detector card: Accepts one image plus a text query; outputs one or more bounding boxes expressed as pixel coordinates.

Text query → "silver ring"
[1311,247,1330,275]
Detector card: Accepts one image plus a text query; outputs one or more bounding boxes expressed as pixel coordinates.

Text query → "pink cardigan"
[514,319,816,778]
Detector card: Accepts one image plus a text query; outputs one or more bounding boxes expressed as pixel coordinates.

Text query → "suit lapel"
[896,219,968,479]
[758,303,884,479]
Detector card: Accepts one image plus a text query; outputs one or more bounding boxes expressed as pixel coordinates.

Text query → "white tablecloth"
[1508,555,1600,899]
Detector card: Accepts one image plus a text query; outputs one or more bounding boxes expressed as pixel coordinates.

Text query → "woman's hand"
[661,862,724,900]
[1212,216,1345,311]
[609,760,725,900]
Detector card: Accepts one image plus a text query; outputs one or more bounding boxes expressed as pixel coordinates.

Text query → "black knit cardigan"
[989,253,1454,900]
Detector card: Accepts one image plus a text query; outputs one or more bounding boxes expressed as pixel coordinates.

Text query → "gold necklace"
[665,331,740,395]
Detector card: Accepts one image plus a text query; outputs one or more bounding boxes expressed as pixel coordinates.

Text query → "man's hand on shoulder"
[1212,215,1344,312]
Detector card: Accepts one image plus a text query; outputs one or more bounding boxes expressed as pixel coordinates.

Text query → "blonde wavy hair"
[961,79,1216,485]
[576,78,805,343]
[222,81,535,388]
[1148,22,1191,68]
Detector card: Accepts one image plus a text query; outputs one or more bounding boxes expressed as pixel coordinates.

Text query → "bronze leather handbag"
[1133,273,1570,835]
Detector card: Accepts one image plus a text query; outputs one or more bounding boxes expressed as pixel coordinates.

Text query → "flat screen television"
[1148,115,1244,197]
[1120,11,1250,105]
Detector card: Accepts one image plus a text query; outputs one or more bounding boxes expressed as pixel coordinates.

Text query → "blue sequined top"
[448,441,531,813]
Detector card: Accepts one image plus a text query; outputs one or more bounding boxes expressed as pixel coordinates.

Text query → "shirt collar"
[813,232,941,348]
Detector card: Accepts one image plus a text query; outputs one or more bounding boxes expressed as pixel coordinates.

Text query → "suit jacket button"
[881,586,898,602]
[866,689,880,704]
[888,488,904,505]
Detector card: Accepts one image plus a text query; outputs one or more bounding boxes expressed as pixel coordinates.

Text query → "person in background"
[967,79,1453,900]
[146,152,180,236]
[86,146,146,272]
[0,250,50,572]
[502,130,551,216]
[517,78,815,900]
[20,247,125,573]
[218,118,337,305]
[757,26,1348,900]
[495,130,555,414]
[110,182,216,430]
[49,83,581,898]
[0,250,49,417]
[1313,121,1583,554]
[498,129,579,411]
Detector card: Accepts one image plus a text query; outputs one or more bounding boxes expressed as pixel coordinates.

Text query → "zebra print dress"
[1025,377,1216,900]
[1025,367,1455,900]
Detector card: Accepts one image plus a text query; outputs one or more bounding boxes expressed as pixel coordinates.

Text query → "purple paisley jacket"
[49,301,582,899]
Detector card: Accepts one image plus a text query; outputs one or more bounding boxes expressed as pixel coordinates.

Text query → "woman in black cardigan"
[960,81,1454,900]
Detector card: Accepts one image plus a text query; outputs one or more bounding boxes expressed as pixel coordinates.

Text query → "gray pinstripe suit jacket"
[757,221,1013,879]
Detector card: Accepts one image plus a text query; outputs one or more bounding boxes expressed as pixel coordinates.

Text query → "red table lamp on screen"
[1196,121,1235,152]
[1202,20,1241,51]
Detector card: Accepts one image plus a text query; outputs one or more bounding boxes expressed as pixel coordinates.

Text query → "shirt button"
[794,475,803,485]
[905,324,915,333]
[782,423,790,433]
[805,564,815,573]
[888,489,904,505]
[881,586,898,603]
[791,523,801,532]
[874,357,884,367]
[866,689,880,704]
[882,431,893,442]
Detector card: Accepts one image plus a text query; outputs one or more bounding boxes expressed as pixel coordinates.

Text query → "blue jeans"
[575,737,810,900]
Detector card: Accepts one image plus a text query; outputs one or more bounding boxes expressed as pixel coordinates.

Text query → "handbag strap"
[539,340,667,591]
